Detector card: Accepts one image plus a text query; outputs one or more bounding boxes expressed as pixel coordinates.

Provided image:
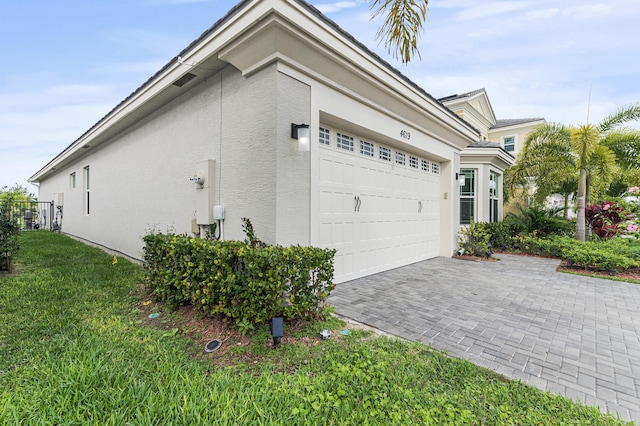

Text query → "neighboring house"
[440,88,545,223]
[29,0,509,283]
[440,88,545,157]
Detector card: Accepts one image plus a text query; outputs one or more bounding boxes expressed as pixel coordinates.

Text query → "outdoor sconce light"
[271,317,284,349]
[456,172,466,186]
[291,123,310,152]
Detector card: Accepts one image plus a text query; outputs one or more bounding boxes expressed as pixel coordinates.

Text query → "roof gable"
[439,88,497,127]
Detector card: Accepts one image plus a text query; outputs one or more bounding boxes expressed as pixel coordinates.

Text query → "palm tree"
[505,123,576,214]
[505,104,640,241]
[370,0,428,64]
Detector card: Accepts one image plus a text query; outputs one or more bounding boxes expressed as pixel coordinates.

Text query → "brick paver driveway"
[328,253,640,422]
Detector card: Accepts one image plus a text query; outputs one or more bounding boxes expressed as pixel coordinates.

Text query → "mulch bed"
[134,284,334,370]
[453,255,498,262]
[455,253,640,283]
[556,260,640,282]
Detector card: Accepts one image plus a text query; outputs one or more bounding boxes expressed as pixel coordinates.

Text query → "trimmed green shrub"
[474,216,525,251]
[142,233,336,330]
[458,220,492,257]
[0,194,21,272]
[511,234,639,272]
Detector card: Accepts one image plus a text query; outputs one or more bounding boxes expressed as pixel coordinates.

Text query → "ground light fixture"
[204,339,222,353]
[271,317,284,349]
[291,123,310,152]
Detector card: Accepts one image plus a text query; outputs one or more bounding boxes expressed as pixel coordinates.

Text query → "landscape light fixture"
[271,317,284,349]
[291,123,310,152]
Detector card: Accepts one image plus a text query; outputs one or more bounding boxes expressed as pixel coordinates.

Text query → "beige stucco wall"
[38,59,468,262]
[488,124,538,158]
[39,68,225,258]
[38,64,313,259]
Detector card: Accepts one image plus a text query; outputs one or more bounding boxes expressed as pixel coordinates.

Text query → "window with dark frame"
[503,136,515,152]
[460,169,475,225]
[84,166,90,215]
[489,171,499,222]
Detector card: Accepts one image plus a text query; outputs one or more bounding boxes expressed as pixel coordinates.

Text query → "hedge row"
[512,235,639,272]
[142,233,336,327]
[0,199,21,272]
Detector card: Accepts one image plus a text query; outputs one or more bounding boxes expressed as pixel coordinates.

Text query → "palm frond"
[598,103,640,133]
[600,129,640,169]
[571,124,600,168]
[371,0,428,64]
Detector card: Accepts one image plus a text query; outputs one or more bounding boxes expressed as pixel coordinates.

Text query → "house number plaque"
[400,130,411,140]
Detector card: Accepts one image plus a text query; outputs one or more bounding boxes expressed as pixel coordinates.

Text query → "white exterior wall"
[38,59,466,262]
[458,161,505,226]
[39,70,224,258]
[275,72,311,246]
[39,64,312,258]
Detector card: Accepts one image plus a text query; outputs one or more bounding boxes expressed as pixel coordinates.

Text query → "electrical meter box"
[213,205,225,220]
[195,160,216,225]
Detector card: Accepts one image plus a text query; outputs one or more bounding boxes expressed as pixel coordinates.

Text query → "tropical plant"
[512,205,574,237]
[505,104,640,241]
[584,201,632,239]
[0,184,36,202]
[457,220,492,258]
[370,0,428,64]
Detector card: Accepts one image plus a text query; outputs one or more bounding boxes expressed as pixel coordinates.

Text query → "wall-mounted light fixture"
[291,123,310,152]
[456,172,466,186]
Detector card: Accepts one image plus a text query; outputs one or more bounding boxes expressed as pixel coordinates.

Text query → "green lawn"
[0,232,632,425]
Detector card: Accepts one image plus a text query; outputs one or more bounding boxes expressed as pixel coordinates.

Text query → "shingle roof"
[438,88,487,103]
[468,140,501,148]
[491,118,545,129]
[466,140,515,158]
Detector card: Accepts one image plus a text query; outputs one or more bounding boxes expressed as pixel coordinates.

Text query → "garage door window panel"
[336,132,354,152]
[319,127,331,146]
[360,140,375,157]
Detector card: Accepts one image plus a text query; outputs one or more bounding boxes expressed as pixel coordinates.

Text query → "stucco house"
[29,0,512,283]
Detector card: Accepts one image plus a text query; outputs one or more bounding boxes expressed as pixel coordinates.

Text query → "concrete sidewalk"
[328,254,640,423]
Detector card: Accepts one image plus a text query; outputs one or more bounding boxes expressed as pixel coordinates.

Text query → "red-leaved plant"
[584,201,632,239]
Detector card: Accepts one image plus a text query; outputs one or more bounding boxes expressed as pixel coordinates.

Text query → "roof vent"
[173,73,197,87]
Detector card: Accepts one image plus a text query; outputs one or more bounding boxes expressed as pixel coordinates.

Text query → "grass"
[0,232,633,425]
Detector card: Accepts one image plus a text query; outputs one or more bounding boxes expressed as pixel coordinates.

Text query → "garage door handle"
[354,195,361,212]
[418,200,423,213]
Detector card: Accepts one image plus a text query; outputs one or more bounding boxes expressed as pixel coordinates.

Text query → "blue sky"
[1,0,639,191]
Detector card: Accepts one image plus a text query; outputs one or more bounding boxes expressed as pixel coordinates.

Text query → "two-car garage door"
[317,128,441,283]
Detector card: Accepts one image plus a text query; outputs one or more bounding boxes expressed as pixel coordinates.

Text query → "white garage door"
[317,128,441,283]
